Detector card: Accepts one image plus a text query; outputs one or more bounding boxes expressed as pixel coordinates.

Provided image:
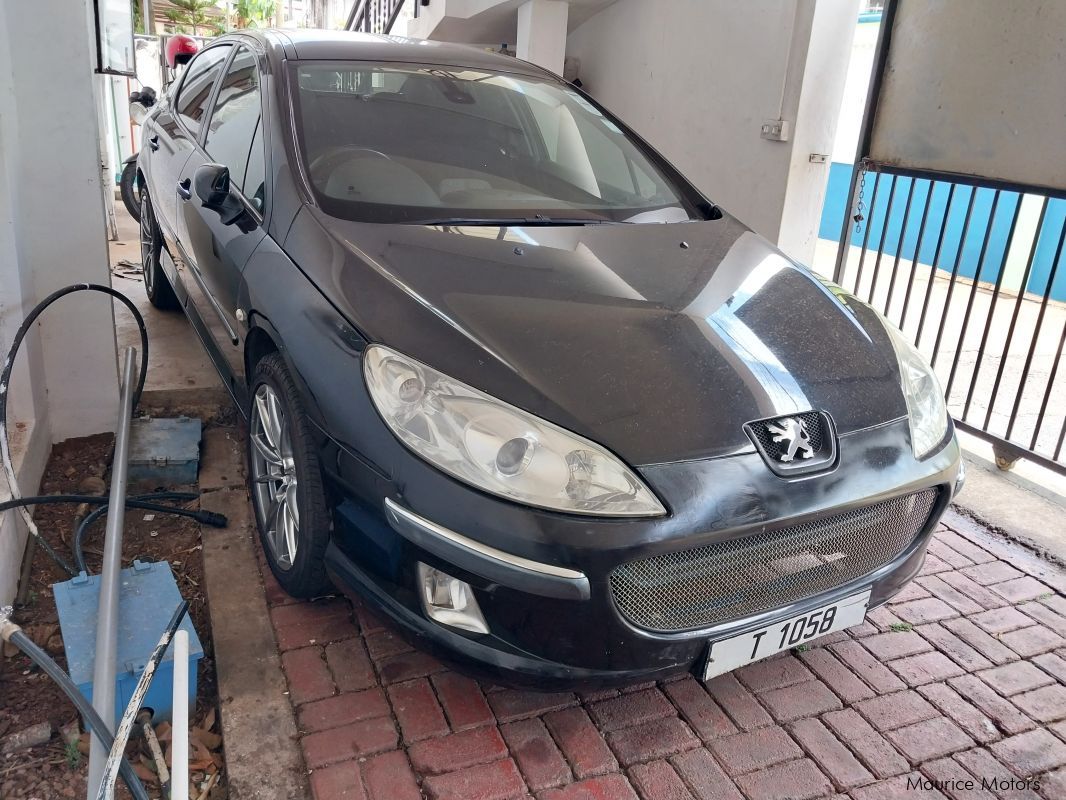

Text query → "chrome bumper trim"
[383,498,591,601]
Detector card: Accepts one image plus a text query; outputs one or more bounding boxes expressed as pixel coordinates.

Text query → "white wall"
[0,18,52,607]
[566,0,858,265]
[0,0,121,603]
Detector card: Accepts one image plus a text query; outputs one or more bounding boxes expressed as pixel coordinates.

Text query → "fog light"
[417,563,489,634]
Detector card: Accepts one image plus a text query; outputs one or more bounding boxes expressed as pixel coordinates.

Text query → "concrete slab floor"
[955,453,1066,568]
[192,425,308,799]
[110,204,229,410]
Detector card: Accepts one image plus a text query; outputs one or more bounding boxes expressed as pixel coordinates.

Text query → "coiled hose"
[0,285,149,576]
[0,286,223,798]
[0,495,228,576]
[72,491,216,574]
[0,284,228,579]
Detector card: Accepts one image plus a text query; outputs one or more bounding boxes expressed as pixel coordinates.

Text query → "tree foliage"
[165,0,217,35]
[235,0,275,28]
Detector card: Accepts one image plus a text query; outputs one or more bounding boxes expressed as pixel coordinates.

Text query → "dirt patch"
[1,426,229,799]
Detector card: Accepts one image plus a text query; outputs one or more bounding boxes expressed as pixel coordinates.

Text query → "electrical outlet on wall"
[760,119,791,142]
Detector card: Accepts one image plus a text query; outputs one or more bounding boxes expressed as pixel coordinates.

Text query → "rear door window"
[175,45,231,135]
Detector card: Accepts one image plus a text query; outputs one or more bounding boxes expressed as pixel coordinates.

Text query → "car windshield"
[291,61,707,224]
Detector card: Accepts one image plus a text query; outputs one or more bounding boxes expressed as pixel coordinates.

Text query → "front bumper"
[321,417,962,689]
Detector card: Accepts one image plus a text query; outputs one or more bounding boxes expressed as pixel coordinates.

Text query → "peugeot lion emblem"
[766,417,815,462]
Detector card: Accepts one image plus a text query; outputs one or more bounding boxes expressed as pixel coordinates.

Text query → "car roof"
[228,29,549,78]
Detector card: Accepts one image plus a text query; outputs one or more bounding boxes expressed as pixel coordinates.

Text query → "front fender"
[241,236,370,447]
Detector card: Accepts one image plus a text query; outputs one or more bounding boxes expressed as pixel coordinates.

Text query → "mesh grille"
[610,489,939,632]
[749,411,825,457]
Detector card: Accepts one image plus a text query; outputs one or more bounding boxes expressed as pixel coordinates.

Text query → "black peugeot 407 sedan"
[136,29,962,688]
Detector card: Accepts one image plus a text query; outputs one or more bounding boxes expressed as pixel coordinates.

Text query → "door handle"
[148,135,160,151]
[177,178,192,200]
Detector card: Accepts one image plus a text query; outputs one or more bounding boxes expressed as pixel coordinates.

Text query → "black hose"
[72,491,207,574]
[0,284,149,409]
[0,285,150,577]
[2,625,150,800]
[0,495,227,577]
[0,494,226,523]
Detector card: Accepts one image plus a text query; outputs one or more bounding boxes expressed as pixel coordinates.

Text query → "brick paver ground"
[259,510,1066,799]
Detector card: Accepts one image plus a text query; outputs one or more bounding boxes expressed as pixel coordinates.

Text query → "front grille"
[610,489,939,632]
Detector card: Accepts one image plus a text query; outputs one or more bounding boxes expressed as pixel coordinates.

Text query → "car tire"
[139,190,179,310]
[120,160,142,222]
[247,352,333,598]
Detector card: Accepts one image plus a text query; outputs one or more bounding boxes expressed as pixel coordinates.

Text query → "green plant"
[165,0,216,35]
[889,622,912,632]
[235,0,274,28]
[65,738,82,770]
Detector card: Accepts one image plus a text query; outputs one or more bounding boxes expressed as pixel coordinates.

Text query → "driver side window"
[204,45,266,214]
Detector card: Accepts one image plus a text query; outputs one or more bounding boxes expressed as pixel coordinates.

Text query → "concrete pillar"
[518,0,569,75]
[2,0,119,442]
[0,0,120,602]
[777,0,861,264]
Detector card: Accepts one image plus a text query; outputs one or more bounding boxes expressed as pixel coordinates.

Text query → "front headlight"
[879,317,950,459]
[363,345,666,517]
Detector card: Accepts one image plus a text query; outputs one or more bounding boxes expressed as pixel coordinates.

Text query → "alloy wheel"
[250,384,301,569]
[139,197,155,295]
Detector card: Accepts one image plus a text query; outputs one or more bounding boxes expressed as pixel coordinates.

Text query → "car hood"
[291,207,907,466]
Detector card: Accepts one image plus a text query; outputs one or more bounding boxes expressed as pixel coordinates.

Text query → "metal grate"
[610,489,939,632]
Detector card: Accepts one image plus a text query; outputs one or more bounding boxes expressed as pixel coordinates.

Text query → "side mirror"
[194,163,244,225]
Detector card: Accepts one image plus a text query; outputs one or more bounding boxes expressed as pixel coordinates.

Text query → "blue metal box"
[53,560,203,723]
[128,416,202,486]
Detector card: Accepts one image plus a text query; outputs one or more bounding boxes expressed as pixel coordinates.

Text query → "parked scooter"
[120,34,201,221]
[120,87,157,222]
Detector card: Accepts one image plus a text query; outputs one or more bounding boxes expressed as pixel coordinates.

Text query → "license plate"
[703,591,870,681]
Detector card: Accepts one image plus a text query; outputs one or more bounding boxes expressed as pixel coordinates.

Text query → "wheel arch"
[245,322,280,382]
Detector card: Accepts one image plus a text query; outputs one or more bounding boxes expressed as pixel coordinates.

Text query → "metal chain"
[853,164,868,233]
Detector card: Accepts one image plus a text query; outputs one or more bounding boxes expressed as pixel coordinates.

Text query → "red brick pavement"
[257,513,1066,799]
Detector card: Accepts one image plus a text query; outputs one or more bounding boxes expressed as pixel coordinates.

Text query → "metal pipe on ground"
[87,346,137,799]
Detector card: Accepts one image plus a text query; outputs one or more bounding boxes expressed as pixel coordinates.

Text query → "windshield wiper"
[410,216,621,226]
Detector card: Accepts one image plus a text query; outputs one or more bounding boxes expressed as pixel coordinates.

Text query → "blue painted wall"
[819,162,1066,301]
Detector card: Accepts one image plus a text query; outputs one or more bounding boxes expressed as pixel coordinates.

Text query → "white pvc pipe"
[172,628,190,800]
